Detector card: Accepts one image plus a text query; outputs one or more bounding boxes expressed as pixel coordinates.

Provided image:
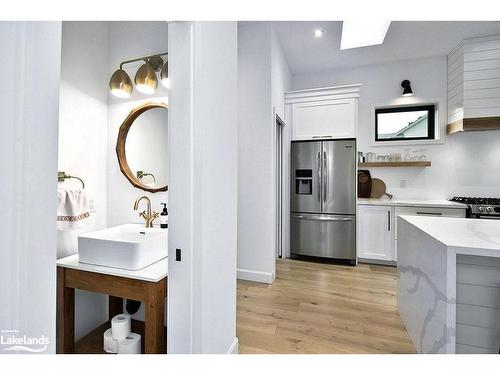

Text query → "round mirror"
[116,102,168,193]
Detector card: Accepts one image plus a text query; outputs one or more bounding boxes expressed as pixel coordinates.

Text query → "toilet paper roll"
[117,333,141,354]
[111,314,131,341]
[103,328,118,354]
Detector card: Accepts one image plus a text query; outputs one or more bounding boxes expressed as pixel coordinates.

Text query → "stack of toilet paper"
[103,314,141,354]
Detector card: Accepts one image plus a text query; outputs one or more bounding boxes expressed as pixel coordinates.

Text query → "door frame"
[275,113,285,259]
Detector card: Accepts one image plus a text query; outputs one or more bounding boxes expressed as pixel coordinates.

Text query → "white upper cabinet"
[291,98,357,139]
[285,85,360,140]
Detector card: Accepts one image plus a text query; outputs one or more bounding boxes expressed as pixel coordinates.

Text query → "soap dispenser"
[160,203,168,229]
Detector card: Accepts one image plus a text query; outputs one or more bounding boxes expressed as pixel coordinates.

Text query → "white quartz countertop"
[357,198,467,209]
[56,254,168,282]
[400,215,500,257]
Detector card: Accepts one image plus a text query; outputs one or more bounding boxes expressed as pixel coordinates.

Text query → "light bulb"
[314,29,323,38]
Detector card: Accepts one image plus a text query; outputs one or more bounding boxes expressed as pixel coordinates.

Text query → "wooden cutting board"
[370,178,393,199]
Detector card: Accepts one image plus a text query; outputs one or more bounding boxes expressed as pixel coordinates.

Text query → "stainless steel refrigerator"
[290,139,356,264]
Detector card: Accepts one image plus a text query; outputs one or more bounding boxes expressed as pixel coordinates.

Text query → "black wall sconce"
[401,80,413,97]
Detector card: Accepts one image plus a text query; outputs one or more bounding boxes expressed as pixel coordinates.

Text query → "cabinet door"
[292,98,356,140]
[357,205,394,261]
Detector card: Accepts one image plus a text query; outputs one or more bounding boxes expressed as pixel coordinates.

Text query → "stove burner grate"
[450,197,500,205]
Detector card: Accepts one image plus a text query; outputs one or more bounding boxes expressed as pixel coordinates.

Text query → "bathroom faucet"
[133,196,159,228]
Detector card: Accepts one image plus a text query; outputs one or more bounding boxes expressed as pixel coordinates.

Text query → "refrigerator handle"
[317,151,321,202]
[292,214,353,222]
[323,150,327,202]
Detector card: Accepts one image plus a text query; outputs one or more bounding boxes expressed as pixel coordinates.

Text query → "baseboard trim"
[237,268,274,283]
[227,337,239,354]
[358,258,397,267]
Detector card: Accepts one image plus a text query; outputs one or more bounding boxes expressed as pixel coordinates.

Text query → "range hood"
[447,34,500,135]
[447,117,500,135]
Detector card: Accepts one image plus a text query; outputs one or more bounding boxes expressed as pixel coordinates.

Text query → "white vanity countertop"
[56,254,168,282]
[357,198,468,209]
[400,215,500,257]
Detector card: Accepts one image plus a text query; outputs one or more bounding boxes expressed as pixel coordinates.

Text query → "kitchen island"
[397,216,500,354]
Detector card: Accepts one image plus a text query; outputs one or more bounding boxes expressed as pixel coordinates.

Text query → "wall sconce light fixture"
[401,80,413,97]
[109,52,168,98]
[109,69,133,98]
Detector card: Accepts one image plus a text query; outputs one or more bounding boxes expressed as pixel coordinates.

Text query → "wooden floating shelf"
[358,161,431,168]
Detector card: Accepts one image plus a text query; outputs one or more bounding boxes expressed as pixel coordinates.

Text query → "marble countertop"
[400,215,500,257]
[56,254,168,282]
[357,198,468,209]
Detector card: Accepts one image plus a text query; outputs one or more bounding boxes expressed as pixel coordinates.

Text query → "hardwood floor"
[237,259,416,354]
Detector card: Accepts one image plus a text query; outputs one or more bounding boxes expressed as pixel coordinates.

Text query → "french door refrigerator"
[291,139,356,264]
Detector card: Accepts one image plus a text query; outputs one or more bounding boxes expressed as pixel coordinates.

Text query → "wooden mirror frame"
[116,101,168,193]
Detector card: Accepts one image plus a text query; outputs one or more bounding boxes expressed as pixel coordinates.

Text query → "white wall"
[271,29,292,119]
[237,23,292,283]
[166,21,193,353]
[58,21,110,341]
[192,22,238,353]
[237,23,275,283]
[0,22,61,354]
[271,28,293,263]
[292,56,500,199]
[168,21,238,354]
[107,21,169,228]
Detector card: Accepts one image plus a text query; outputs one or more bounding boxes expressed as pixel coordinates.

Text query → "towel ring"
[136,170,156,183]
[58,171,85,189]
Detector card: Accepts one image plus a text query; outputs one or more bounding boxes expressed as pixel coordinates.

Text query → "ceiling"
[271,21,500,75]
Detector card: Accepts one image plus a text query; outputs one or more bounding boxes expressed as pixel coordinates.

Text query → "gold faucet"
[133,196,159,228]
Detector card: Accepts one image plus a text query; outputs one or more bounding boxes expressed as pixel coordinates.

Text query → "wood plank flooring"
[237,259,416,354]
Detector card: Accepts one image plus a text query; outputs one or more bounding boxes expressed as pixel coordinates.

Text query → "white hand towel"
[57,189,91,230]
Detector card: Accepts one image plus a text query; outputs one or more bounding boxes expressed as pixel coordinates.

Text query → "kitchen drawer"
[394,206,466,239]
[291,213,356,260]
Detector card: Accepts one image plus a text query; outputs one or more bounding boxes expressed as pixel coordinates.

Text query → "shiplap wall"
[448,43,464,124]
[447,34,500,124]
[455,254,500,354]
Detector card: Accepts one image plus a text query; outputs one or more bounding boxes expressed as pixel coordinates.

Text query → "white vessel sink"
[78,224,168,270]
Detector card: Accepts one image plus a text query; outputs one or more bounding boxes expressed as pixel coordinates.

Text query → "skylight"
[340,21,391,50]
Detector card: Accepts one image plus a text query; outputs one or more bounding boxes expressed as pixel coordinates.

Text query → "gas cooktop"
[450,197,500,205]
[450,196,500,217]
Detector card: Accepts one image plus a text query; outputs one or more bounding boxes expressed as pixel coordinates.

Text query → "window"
[375,105,435,142]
